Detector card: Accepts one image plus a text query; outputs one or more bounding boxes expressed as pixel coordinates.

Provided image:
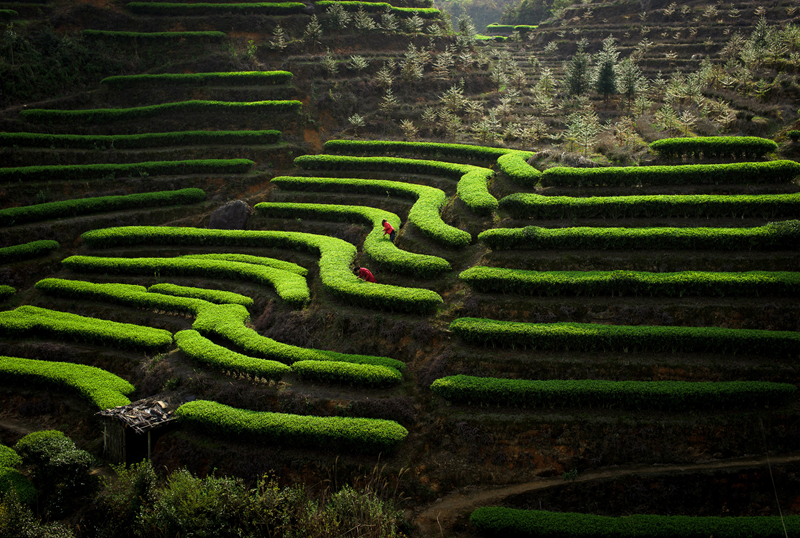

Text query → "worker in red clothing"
[353,267,377,283]
[381,219,396,243]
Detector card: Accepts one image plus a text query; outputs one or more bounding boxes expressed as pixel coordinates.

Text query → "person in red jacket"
[353,267,376,283]
[381,219,396,243]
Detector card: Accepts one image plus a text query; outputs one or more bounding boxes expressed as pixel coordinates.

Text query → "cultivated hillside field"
[1,0,800,535]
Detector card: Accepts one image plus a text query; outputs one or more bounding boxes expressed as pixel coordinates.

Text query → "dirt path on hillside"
[414,453,800,537]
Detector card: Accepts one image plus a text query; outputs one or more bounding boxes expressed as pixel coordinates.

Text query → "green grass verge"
[176,400,408,452]
[20,100,301,124]
[0,355,134,409]
[449,317,800,357]
[254,202,451,278]
[431,375,796,410]
[0,188,205,226]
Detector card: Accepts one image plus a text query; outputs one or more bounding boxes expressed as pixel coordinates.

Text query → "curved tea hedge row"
[175,330,291,380]
[254,202,451,277]
[128,2,305,15]
[20,100,302,124]
[0,130,282,149]
[315,1,440,17]
[148,283,254,306]
[0,188,206,227]
[649,136,778,159]
[61,255,310,307]
[83,30,227,41]
[430,375,796,410]
[0,305,173,351]
[498,192,800,220]
[322,139,524,163]
[459,267,800,297]
[292,360,402,387]
[478,221,800,251]
[35,278,213,315]
[80,227,444,313]
[271,176,471,247]
[101,71,292,88]
[0,240,59,264]
[176,400,408,453]
[193,304,406,370]
[449,318,800,357]
[0,286,13,301]
[180,253,308,275]
[540,160,800,187]
[294,154,497,215]
[0,356,134,409]
[0,159,253,183]
[496,152,540,185]
[469,508,800,538]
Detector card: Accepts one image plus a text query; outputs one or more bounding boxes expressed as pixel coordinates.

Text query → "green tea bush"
[35,278,212,315]
[0,188,206,226]
[478,221,800,251]
[0,160,253,182]
[83,29,227,40]
[292,360,402,387]
[0,356,134,409]
[0,305,173,351]
[80,226,444,312]
[0,240,58,264]
[649,136,778,159]
[254,202,451,277]
[0,445,22,469]
[175,330,291,380]
[127,2,305,15]
[180,253,307,275]
[147,283,253,306]
[540,160,800,187]
[459,267,800,297]
[61,255,309,307]
[323,139,518,162]
[21,100,301,124]
[431,375,796,410]
[193,304,405,370]
[496,152,539,185]
[176,400,408,452]
[271,176,471,247]
[294,154,497,215]
[0,130,281,149]
[470,508,800,538]
[449,317,800,357]
[789,130,800,142]
[0,286,13,301]
[100,71,294,88]
[0,468,37,506]
[498,192,800,219]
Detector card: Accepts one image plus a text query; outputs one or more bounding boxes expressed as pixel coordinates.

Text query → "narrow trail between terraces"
[414,452,800,536]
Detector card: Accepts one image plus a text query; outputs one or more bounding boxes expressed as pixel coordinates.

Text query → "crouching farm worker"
[381,219,396,243]
[354,267,377,283]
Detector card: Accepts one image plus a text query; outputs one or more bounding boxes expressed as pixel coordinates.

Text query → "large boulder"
[208,200,253,230]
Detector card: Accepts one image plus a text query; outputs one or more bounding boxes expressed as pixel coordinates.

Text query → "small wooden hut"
[96,398,177,464]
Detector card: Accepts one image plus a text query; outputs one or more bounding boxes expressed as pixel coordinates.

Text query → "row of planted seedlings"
[427,139,800,473]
